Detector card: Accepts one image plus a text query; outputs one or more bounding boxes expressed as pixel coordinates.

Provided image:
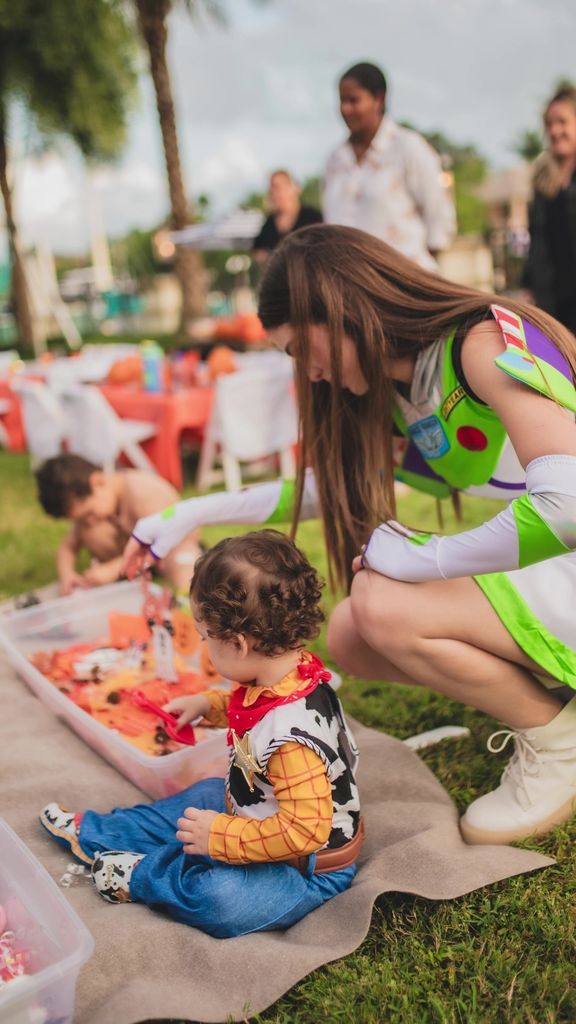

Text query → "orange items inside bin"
[108,613,150,647]
[171,609,200,656]
[29,617,226,758]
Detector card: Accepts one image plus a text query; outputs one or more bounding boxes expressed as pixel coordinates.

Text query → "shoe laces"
[487,729,542,808]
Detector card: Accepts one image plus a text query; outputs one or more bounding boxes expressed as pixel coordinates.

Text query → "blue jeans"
[79,778,356,938]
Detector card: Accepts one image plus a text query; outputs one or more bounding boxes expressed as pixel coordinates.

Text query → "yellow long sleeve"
[208,741,333,864]
[202,688,231,728]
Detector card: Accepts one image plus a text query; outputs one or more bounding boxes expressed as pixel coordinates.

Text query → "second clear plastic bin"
[0,581,228,799]
[0,818,94,1024]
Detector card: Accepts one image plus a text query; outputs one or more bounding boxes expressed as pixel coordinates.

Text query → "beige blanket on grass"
[0,614,552,1023]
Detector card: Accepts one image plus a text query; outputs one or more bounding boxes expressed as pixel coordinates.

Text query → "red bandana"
[226,653,331,744]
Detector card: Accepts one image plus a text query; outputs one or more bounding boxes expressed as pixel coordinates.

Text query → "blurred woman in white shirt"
[323,62,456,270]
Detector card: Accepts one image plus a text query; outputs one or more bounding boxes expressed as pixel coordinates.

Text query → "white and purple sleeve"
[132,471,319,560]
[362,456,576,582]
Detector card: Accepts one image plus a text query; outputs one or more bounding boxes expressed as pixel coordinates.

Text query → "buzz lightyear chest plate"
[393,332,517,498]
[395,307,576,499]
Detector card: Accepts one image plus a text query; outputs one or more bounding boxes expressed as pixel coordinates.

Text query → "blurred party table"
[99,384,213,490]
[0,379,25,451]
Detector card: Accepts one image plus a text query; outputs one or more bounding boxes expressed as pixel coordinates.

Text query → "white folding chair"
[60,385,158,474]
[197,360,298,492]
[17,381,67,467]
[0,350,18,373]
[43,347,139,390]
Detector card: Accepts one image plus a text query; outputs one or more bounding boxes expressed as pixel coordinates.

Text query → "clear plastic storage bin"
[0,818,93,1024]
[0,581,228,799]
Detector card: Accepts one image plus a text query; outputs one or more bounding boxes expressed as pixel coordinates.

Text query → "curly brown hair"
[189,530,325,657]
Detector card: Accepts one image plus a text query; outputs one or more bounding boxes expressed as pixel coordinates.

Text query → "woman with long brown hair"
[122,224,576,847]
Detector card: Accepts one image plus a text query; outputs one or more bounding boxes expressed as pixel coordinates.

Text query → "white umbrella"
[171,209,264,251]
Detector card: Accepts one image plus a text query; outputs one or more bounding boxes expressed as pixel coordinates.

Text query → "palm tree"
[513,130,543,163]
[0,99,32,349]
[0,0,137,351]
[134,0,213,330]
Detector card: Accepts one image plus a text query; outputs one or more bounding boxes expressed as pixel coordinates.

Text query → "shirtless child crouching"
[36,454,202,596]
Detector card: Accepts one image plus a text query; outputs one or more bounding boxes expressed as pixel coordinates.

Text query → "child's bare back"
[36,455,201,594]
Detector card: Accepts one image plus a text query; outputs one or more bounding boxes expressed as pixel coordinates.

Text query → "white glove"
[132,471,319,560]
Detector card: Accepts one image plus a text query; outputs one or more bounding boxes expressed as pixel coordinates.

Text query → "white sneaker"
[91,851,143,903]
[461,697,576,845]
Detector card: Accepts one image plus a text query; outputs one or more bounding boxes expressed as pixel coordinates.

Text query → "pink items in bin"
[0,581,229,799]
[0,818,93,1024]
[0,925,28,986]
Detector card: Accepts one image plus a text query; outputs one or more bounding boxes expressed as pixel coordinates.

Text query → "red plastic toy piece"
[131,689,197,745]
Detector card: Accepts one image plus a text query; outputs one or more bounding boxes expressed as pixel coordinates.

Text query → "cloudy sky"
[6,0,576,255]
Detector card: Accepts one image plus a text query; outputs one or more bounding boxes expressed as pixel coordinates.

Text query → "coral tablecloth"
[0,379,25,451]
[99,385,213,490]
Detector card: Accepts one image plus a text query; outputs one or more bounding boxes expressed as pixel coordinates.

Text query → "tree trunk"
[0,100,35,353]
[135,0,205,331]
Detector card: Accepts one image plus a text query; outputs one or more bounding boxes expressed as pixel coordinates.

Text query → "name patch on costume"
[441,385,465,421]
[408,415,450,460]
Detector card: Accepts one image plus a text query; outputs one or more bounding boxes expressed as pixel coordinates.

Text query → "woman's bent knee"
[326,598,390,676]
[350,571,393,625]
[349,572,410,652]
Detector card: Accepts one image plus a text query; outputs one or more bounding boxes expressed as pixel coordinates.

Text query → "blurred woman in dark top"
[524,86,576,334]
[252,170,322,262]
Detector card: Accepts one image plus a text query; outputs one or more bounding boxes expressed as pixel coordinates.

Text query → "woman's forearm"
[363,455,576,581]
[132,471,319,560]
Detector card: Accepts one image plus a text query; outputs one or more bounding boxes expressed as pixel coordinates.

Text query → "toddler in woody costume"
[40,530,363,938]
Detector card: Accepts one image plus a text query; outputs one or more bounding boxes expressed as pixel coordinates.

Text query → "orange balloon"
[206,345,237,381]
[106,354,143,386]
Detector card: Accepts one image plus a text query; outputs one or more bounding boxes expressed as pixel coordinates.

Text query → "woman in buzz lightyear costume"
[122,224,576,847]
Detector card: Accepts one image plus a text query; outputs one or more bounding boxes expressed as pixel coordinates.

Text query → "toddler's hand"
[163,694,209,728]
[176,808,219,855]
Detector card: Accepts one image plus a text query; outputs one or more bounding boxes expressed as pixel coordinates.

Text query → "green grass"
[2,451,576,1024]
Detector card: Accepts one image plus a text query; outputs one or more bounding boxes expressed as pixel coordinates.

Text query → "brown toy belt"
[285,816,365,875]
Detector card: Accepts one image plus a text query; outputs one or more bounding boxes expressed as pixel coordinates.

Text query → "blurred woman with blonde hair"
[524,85,576,333]
[252,170,322,263]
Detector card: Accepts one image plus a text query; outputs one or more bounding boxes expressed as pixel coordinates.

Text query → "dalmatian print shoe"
[39,803,93,866]
[91,851,143,904]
